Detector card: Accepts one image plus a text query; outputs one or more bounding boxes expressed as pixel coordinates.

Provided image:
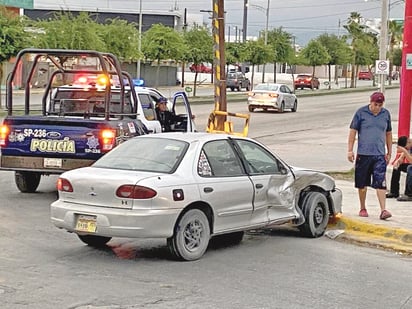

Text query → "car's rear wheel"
[291,100,297,112]
[78,235,112,247]
[248,106,255,112]
[298,192,329,238]
[230,87,235,91]
[167,209,210,261]
[15,171,41,193]
[278,102,285,113]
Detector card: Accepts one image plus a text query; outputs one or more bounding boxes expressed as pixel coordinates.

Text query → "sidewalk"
[328,169,412,255]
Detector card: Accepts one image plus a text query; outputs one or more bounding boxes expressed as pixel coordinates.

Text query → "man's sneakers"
[359,209,369,217]
[359,208,392,220]
[386,192,399,198]
[396,195,412,202]
[380,210,392,220]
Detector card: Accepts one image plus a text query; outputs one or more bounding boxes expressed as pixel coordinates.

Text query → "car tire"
[246,84,250,91]
[278,102,285,113]
[167,209,210,261]
[78,235,112,247]
[237,86,241,91]
[248,106,255,112]
[230,87,235,91]
[15,171,41,193]
[291,100,297,112]
[298,192,329,238]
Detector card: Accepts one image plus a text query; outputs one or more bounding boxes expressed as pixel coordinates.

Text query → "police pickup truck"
[0,49,194,193]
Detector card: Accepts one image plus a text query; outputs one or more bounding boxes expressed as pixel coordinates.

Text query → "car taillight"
[269,93,278,98]
[248,91,254,97]
[57,178,73,192]
[116,185,157,199]
[0,125,10,147]
[100,129,116,152]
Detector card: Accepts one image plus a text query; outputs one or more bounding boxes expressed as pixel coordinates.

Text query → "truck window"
[138,93,156,120]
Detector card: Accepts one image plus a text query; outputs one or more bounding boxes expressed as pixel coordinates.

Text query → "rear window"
[93,137,189,173]
[297,74,311,79]
[254,84,279,91]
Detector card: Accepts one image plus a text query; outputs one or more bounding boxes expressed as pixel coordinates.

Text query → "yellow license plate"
[75,215,97,233]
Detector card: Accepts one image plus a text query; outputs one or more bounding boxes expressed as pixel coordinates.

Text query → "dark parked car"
[294,74,320,90]
[227,72,251,91]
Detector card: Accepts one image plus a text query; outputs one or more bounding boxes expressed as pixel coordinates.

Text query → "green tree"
[225,42,245,72]
[0,6,29,108]
[242,40,271,86]
[141,23,185,87]
[300,40,330,89]
[33,11,105,51]
[183,26,213,96]
[266,28,293,83]
[343,12,378,88]
[317,33,352,89]
[100,18,141,62]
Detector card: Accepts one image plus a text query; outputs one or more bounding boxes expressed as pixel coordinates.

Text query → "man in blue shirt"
[347,91,393,220]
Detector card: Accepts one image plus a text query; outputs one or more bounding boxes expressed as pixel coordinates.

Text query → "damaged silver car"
[51,133,342,261]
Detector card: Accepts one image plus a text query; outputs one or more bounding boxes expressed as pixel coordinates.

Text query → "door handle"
[203,187,213,193]
[255,184,264,189]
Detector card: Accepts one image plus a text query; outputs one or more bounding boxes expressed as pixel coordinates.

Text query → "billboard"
[0,0,33,9]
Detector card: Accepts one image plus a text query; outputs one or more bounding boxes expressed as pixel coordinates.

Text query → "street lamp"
[248,1,270,82]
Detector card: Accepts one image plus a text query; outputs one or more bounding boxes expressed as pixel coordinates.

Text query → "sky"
[33,0,406,45]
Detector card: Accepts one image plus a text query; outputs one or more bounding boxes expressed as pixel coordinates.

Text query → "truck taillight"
[116,185,157,199]
[100,129,116,152]
[0,125,10,147]
[57,178,73,192]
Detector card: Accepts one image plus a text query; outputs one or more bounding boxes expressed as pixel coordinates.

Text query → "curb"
[328,216,412,255]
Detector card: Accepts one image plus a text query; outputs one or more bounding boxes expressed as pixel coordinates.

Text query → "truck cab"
[0,49,194,193]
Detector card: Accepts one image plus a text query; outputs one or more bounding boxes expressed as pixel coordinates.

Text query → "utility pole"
[136,0,143,79]
[262,0,270,83]
[242,0,248,42]
[212,0,227,129]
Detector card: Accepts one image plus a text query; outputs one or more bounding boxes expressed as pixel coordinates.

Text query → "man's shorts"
[355,154,387,189]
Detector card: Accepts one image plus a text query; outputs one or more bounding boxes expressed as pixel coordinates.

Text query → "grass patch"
[325,168,355,181]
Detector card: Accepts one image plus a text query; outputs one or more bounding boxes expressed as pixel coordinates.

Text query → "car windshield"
[93,137,189,173]
[254,84,279,91]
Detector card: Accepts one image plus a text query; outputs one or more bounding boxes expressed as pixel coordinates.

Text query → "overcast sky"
[34,0,406,45]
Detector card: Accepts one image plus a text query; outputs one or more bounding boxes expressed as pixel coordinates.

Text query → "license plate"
[44,158,62,168]
[75,215,97,233]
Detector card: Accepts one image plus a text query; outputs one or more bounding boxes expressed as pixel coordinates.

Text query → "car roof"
[137,132,251,144]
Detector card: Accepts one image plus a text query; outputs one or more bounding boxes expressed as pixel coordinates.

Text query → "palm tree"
[388,20,403,84]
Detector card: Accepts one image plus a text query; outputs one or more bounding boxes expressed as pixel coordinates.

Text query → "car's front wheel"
[298,192,329,237]
[278,102,285,113]
[291,100,298,112]
[167,209,210,261]
[248,106,255,112]
[78,235,112,247]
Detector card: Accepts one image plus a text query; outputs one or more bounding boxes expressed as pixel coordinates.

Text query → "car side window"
[235,139,285,175]
[198,140,244,177]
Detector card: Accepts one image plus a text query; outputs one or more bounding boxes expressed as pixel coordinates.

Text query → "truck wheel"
[15,171,41,193]
[78,235,111,248]
[167,209,210,261]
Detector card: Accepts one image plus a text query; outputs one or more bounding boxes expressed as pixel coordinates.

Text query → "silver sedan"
[248,83,297,113]
[51,133,342,261]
